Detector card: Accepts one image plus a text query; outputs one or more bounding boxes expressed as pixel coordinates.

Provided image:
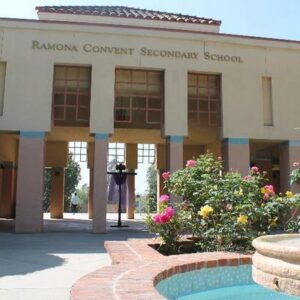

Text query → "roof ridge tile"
[35,5,221,26]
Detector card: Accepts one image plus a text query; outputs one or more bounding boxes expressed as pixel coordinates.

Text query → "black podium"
[107,163,137,227]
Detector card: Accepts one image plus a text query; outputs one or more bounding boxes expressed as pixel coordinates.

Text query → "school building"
[0,6,300,233]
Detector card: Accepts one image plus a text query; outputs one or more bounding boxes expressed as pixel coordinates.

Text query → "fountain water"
[252,234,300,297]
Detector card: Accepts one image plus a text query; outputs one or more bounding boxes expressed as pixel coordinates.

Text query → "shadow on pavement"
[0,215,152,277]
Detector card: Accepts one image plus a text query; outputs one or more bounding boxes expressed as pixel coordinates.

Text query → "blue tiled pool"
[156,265,299,300]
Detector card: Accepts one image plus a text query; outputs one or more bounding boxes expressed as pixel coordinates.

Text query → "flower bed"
[146,153,300,255]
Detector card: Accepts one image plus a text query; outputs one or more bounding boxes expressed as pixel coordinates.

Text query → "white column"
[15,131,45,233]
[164,68,188,137]
[90,65,115,135]
[92,133,108,233]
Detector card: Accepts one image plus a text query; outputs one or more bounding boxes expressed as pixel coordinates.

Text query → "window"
[188,73,220,126]
[108,143,125,163]
[138,144,155,164]
[69,142,87,163]
[262,77,273,126]
[115,69,163,129]
[53,66,91,126]
[0,62,6,116]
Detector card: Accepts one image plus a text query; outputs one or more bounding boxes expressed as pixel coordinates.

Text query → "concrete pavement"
[0,214,151,300]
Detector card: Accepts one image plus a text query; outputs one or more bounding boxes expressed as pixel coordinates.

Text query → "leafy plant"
[145,163,157,212]
[43,153,81,212]
[146,153,300,253]
[285,215,300,233]
[145,194,186,254]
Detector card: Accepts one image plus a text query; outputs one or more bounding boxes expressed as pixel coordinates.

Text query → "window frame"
[114,69,163,128]
[52,65,91,126]
[188,73,220,127]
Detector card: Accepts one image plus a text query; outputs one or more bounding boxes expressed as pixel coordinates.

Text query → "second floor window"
[53,66,91,127]
[188,73,220,127]
[115,69,163,129]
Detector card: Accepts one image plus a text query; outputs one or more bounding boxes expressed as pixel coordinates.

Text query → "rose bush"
[146,153,300,253]
[290,161,300,185]
[286,215,300,233]
[146,194,186,254]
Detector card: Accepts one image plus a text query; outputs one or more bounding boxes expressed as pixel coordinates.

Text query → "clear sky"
[1,0,300,40]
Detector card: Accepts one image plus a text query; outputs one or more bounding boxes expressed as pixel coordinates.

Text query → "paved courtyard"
[0,214,150,300]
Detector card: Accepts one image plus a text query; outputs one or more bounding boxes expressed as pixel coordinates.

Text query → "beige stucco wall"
[0,19,300,141]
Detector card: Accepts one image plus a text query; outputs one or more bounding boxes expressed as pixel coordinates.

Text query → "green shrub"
[285,215,300,233]
[146,194,186,254]
[146,153,300,253]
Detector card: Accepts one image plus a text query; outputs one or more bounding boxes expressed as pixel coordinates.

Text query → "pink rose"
[159,194,170,203]
[262,184,275,201]
[266,185,275,196]
[152,214,161,224]
[251,166,259,173]
[162,171,170,181]
[160,213,171,224]
[165,206,175,218]
[186,160,197,168]
[244,175,251,181]
[217,156,222,161]
[293,162,300,167]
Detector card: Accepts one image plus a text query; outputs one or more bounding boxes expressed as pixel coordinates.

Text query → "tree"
[64,154,81,211]
[145,163,157,212]
[43,168,52,212]
[76,183,89,212]
[43,153,81,212]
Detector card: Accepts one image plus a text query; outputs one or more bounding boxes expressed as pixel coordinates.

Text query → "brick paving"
[70,239,252,300]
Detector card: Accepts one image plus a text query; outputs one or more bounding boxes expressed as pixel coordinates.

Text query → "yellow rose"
[237,215,248,225]
[285,191,293,198]
[261,187,267,194]
[234,188,243,197]
[198,205,214,219]
[269,217,278,227]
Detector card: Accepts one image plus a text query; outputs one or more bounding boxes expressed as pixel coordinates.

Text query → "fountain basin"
[252,234,300,297]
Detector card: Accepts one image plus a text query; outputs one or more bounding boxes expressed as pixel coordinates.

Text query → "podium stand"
[107,163,136,227]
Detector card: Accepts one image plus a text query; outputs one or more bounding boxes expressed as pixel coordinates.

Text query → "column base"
[127,206,135,219]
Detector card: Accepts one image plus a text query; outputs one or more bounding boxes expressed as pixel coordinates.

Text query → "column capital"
[224,138,249,145]
[167,136,183,143]
[94,133,109,140]
[20,131,45,139]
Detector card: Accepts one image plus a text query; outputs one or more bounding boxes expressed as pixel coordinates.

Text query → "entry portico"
[1,6,300,232]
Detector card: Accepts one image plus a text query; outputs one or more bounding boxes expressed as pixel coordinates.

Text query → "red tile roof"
[35,6,221,26]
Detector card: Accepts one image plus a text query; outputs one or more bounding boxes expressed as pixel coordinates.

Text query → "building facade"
[0,6,300,232]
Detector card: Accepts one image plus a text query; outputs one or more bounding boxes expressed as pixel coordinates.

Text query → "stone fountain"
[252,234,300,297]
